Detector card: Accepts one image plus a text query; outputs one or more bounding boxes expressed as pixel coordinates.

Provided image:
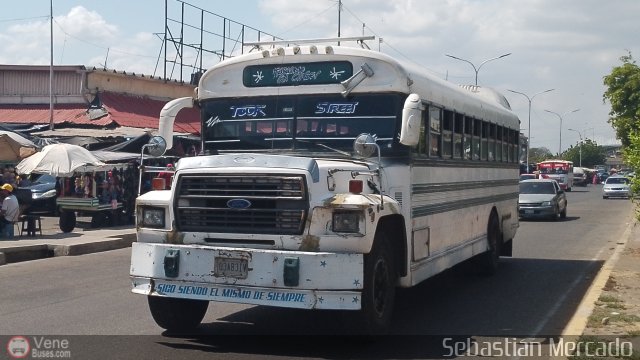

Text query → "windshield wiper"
[296,139,351,157]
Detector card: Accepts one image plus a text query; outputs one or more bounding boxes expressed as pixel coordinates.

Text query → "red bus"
[537,160,574,191]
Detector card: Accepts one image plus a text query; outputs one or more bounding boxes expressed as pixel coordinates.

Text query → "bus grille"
[175,174,308,235]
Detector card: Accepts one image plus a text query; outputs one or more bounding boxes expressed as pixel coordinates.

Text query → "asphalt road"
[0,184,634,359]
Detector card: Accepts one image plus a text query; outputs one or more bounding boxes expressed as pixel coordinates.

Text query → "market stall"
[56,163,138,232]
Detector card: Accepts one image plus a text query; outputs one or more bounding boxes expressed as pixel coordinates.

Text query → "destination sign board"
[243,61,353,87]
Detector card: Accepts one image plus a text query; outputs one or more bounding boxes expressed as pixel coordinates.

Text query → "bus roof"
[197,45,520,129]
[538,160,573,167]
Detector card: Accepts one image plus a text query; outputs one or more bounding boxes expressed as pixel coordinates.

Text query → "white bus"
[130,38,521,334]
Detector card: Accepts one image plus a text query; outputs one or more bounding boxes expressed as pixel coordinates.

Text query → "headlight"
[332,211,361,233]
[541,201,552,206]
[32,189,57,200]
[140,207,165,228]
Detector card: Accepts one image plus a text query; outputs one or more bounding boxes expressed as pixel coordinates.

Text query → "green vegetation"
[563,139,607,168]
[603,52,640,219]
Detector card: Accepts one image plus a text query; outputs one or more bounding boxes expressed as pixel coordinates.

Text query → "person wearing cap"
[1,183,20,239]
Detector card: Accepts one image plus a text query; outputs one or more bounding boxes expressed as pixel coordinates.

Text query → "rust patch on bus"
[165,221,184,244]
[299,234,320,251]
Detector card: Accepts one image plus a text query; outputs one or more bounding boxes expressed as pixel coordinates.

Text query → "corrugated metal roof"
[100,92,200,135]
[0,104,113,126]
[0,92,200,135]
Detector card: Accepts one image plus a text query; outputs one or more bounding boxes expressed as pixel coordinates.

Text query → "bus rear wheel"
[476,212,501,275]
[148,296,209,333]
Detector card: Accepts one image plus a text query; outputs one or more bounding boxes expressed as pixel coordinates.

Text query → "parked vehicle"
[518,179,567,220]
[602,175,631,199]
[573,167,588,186]
[17,174,58,215]
[519,173,537,181]
[598,172,610,183]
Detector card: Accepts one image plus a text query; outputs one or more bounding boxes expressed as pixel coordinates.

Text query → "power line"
[340,3,445,78]
[53,19,157,60]
[0,15,48,23]
[274,2,338,38]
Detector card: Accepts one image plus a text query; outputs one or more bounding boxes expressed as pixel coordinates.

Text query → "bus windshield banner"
[243,61,353,87]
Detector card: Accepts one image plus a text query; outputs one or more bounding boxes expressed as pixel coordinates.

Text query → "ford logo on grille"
[227,199,252,209]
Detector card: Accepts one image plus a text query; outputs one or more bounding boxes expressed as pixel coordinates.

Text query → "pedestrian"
[157,164,174,189]
[1,184,20,239]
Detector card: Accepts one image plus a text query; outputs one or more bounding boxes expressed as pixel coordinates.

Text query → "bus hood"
[175,153,374,182]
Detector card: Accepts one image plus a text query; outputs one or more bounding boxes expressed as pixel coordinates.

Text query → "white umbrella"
[16,143,105,177]
[0,130,38,162]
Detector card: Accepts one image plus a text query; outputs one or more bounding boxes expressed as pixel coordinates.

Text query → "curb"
[0,233,135,266]
[51,233,136,256]
[0,244,52,265]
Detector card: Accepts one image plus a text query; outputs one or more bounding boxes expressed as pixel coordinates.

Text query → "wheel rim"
[372,258,390,316]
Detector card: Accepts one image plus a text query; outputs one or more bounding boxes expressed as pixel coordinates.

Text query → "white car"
[602,175,631,199]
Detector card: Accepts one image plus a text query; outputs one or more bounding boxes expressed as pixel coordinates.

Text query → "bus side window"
[442,110,453,158]
[511,129,519,162]
[415,108,427,155]
[464,115,473,160]
[481,121,489,161]
[496,125,503,162]
[454,112,464,159]
[473,118,481,160]
[488,123,496,161]
[429,107,441,157]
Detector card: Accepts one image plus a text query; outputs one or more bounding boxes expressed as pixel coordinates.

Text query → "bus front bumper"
[130,242,364,310]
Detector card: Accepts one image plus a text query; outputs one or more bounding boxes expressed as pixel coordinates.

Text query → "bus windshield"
[538,162,570,174]
[201,94,403,155]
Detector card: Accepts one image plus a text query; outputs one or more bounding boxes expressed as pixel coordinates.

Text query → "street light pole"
[445,53,511,86]
[507,88,555,172]
[568,128,583,167]
[544,108,580,156]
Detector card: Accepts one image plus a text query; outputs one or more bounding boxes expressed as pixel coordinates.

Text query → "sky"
[1,0,638,153]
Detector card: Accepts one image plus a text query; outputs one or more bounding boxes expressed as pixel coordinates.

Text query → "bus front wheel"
[148,296,209,333]
[357,231,397,334]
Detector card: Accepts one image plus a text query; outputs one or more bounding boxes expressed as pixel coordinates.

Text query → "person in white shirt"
[1,183,20,239]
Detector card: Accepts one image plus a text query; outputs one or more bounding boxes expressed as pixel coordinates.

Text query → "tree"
[562,139,607,168]
[602,52,640,147]
[528,147,553,164]
[623,131,640,219]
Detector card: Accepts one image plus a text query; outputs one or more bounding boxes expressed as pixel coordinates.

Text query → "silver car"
[519,179,568,220]
[602,175,631,199]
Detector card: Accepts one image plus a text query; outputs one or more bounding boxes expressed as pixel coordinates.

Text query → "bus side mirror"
[400,93,422,146]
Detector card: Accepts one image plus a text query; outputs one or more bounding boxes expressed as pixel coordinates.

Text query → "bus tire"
[357,231,396,334]
[148,296,209,333]
[477,211,501,276]
[59,211,76,233]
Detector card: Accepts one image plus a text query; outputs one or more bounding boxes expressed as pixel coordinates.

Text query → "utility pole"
[445,53,511,86]
[337,0,342,46]
[49,0,54,130]
[507,88,555,171]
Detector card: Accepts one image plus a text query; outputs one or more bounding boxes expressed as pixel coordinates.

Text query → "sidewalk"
[563,217,640,355]
[0,215,135,265]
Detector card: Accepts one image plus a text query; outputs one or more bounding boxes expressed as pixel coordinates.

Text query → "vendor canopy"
[16,143,105,177]
[0,130,38,162]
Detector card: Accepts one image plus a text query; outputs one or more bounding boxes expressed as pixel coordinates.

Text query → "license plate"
[214,257,249,279]
[525,210,534,214]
